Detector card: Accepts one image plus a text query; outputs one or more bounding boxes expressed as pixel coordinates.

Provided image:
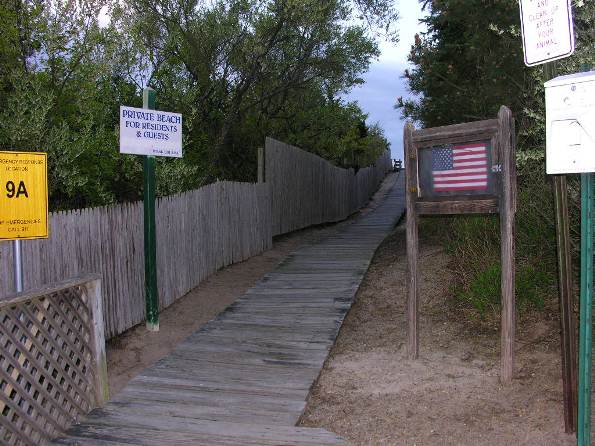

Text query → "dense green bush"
[436,155,579,318]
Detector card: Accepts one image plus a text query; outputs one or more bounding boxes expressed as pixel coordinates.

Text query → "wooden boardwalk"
[52,174,405,446]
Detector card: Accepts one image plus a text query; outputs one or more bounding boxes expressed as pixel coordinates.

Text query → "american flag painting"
[431,143,488,192]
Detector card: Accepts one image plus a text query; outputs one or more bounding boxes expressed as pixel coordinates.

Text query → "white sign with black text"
[120,106,183,157]
[519,0,574,67]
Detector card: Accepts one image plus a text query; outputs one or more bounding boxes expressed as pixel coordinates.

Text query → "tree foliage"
[0,0,397,209]
[397,0,594,148]
[397,0,595,316]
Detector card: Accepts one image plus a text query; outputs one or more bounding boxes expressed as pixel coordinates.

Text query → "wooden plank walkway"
[52,174,405,446]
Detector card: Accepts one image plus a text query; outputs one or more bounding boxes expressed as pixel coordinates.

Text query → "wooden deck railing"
[0,275,108,446]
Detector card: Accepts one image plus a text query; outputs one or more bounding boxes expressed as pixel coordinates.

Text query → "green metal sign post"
[576,63,593,446]
[578,172,593,445]
[120,87,181,331]
[143,87,159,331]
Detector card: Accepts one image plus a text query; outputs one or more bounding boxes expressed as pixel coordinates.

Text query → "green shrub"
[434,155,575,319]
[457,262,551,316]
[457,263,501,314]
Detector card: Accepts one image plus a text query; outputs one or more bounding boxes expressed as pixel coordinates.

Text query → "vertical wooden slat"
[257,147,265,183]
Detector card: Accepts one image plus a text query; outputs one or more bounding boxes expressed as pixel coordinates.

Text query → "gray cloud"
[342,0,427,162]
[344,60,413,161]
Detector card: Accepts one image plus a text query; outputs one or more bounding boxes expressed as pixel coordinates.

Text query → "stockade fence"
[0,182,271,338]
[266,137,391,235]
[0,139,390,339]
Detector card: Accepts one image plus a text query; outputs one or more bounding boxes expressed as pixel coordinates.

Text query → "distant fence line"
[266,137,391,236]
[0,139,390,339]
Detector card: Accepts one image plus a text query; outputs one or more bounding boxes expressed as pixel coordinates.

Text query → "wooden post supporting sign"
[405,106,516,382]
[404,122,419,359]
[543,60,577,434]
[552,173,578,434]
[498,106,516,383]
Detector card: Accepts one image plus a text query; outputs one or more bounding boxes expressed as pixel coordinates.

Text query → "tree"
[395,0,595,314]
[0,1,144,209]
[0,0,398,209]
[397,0,594,148]
[122,0,397,178]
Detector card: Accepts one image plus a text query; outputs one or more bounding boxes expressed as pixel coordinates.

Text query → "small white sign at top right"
[519,0,575,67]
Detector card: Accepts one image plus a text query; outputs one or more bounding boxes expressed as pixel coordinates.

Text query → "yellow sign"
[0,151,48,240]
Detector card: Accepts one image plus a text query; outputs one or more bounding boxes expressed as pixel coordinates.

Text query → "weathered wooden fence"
[0,139,389,339]
[0,275,108,446]
[266,137,391,235]
[0,182,271,338]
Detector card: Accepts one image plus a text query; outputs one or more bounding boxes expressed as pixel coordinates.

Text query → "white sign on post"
[545,71,595,174]
[120,106,183,157]
[519,0,575,67]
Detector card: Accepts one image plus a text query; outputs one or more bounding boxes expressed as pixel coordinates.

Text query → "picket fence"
[0,140,390,338]
[0,182,271,338]
[266,137,391,235]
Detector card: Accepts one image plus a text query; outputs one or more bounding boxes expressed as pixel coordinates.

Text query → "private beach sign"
[120,106,183,157]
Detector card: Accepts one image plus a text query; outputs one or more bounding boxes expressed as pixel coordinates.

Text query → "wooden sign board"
[0,151,49,240]
[404,106,516,382]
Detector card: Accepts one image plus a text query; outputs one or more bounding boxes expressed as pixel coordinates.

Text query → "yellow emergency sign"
[0,151,48,240]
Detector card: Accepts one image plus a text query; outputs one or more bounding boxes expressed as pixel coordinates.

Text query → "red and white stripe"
[433,143,487,191]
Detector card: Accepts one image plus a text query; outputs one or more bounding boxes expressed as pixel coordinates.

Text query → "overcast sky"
[344,0,426,161]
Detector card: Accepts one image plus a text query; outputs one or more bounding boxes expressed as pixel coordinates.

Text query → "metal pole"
[143,87,159,332]
[12,239,23,293]
[578,172,593,445]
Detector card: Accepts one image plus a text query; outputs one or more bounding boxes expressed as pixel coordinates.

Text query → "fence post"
[498,105,516,383]
[84,277,109,406]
